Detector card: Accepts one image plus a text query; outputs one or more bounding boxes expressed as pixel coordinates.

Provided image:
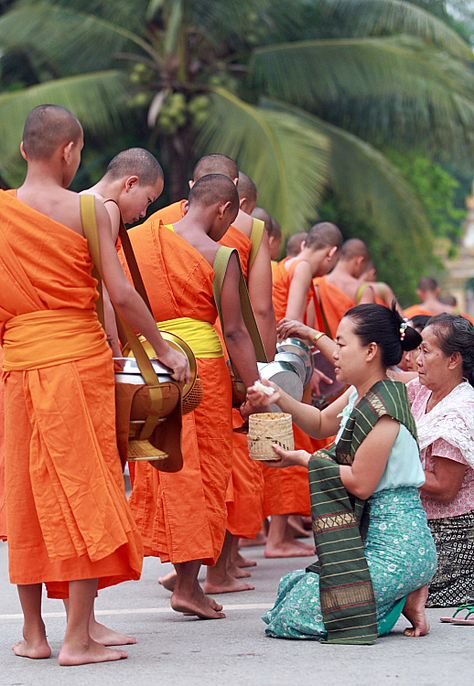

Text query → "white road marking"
[0,603,270,621]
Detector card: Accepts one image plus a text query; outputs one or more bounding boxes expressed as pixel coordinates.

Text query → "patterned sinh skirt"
[427,509,474,608]
[263,487,437,639]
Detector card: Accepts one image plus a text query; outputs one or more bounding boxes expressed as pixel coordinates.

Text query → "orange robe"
[0,347,6,541]
[127,219,233,565]
[315,276,354,338]
[152,202,264,540]
[263,258,317,517]
[0,191,142,596]
[403,304,435,319]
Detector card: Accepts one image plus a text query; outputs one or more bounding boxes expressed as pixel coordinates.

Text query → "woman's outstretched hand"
[246,379,281,410]
[277,318,318,345]
[264,444,311,468]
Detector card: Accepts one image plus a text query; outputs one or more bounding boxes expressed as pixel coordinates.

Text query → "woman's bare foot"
[403,586,430,637]
[264,541,315,558]
[58,639,128,666]
[89,619,137,646]
[12,637,52,660]
[159,571,177,592]
[171,585,226,619]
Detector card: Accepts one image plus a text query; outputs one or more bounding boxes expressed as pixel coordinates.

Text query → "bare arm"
[358,282,375,304]
[376,282,404,316]
[221,252,259,388]
[286,261,312,321]
[277,319,336,363]
[248,231,276,359]
[95,202,189,382]
[340,417,399,499]
[421,456,467,504]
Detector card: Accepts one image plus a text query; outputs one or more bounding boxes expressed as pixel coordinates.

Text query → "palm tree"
[0,0,472,296]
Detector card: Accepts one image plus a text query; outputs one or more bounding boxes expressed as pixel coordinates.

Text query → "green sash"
[307,379,417,645]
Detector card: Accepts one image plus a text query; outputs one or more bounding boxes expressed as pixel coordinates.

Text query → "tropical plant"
[0,0,473,287]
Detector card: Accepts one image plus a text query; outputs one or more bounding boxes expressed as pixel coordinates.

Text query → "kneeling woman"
[248,305,437,644]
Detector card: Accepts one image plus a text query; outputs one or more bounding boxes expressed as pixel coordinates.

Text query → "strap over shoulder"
[249,217,265,271]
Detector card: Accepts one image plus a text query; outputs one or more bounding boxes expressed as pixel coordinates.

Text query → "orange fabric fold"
[127,217,233,565]
[404,304,435,319]
[0,347,6,541]
[315,276,354,338]
[0,190,143,595]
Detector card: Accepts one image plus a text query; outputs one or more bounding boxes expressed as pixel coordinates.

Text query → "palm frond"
[195,87,329,231]
[251,35,474,155]
[261,97,432,267]
[0,70,130,173]
[317,0,472,59]
[0,3,154,75]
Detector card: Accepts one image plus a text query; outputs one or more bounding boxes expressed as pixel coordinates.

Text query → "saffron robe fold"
[0,347,6,541]
[314,276,354,338]
[151,202,265,540]
[0,190,143,596]
[127,218,233,564]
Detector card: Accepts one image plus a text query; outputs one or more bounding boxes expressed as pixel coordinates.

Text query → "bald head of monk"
[21,104,83,187]
[100,148,164,224]
[339,238,371,278]
[417,276,440,301]
[286,231,308,258]
[187,173,240,240]
[192,154,239,185]
[238,172,257,214]
[300,221,343,277]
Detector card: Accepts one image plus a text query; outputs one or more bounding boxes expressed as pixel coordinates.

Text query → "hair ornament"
[399,320,408,341]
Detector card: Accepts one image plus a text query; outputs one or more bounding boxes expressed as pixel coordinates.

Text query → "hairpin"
[399,320,408,341]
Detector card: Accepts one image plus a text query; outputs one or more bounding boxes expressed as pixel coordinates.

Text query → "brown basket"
[247,412,294,461]
[182,377,204,415]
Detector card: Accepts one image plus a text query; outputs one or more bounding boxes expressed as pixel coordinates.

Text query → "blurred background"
[1,0,474,306]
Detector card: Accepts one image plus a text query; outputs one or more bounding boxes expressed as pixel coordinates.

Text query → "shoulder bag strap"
[248,217,265,271]
[213,246,268,377]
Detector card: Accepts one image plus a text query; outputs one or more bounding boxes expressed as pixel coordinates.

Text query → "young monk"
[265,222,342,558]
[359,260,403,314]
[323,238,375,304]
[253,207,282,261]
[152,158,276,589]
[127,174,262,617]
[404,277,453,319]
[0,105,188,666]
[82,148,164,356]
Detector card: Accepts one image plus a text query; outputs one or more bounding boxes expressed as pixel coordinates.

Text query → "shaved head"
[340,238,370,261]
[188,173,239,215]
[238,172,257,208]
[418,276,439,293]
[252,206,271,228]
[305,222,343,251]
[22,104,82,160]
[286,231,307,257]
[105,148,163,186]
[193,154,238,182]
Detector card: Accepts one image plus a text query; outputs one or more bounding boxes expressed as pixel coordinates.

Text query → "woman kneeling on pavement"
[408,314,474,611]
[247,304,437,644]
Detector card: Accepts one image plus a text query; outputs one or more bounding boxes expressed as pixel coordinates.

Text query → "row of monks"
[0,104,466,666]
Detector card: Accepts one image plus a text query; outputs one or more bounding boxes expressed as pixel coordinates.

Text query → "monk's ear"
[63,140,75,163]
[188,179,195,189]
[219,200,232,218]
[233,176,239,187]
[125,175,139,192]
[239,195,247,210]
[20,141,28,161]
[327,246,338,260]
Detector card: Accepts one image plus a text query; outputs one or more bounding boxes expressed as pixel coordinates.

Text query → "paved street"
[0,539,471,686]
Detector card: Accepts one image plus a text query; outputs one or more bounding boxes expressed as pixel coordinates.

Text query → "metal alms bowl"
[273,350,307,385]
[257,360,304,412]
[276,337,314,386]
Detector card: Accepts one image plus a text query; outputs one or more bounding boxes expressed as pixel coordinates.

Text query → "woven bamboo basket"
[247,412,294,461]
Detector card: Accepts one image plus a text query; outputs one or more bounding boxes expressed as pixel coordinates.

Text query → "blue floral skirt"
[263,487,437,639]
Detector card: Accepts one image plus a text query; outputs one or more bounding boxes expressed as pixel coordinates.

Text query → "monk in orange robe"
[404,276,454,319]
[128,174,261,618]
[152,158,276,590]
[0,105,187,666]
[314,275,354,338]
[264,222,343,558]
[325,238,375,305]
[359,260,404,313]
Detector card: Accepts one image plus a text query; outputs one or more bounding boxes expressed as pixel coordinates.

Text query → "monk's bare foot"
[12,638,52,660]
[89,619,137,646]
[204,576,255,595]
[240,532,266,547]
[159,571,177,592]
[287,515,312,538]
[58,639,127,666]
[264,541,315,558]
[228,563,252,579]
[403,586,430,638]
[171,582,225,619]
[234,551,257,568]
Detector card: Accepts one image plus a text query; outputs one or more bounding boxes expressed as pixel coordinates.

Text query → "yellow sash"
[158,317,223,359]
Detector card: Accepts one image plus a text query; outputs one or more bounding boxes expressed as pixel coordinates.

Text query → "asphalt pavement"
[0,540,471,686]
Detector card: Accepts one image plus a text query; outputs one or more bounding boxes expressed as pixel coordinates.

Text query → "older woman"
[248,305,437,643]
[408,314,474,608]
